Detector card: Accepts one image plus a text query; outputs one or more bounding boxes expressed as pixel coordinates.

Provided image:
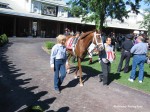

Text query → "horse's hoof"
[74,76,78,79]
[80,83,84,86]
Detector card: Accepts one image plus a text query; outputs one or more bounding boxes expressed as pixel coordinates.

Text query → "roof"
[105,19,146,31]
[0,8,86,24]
[0,0,25,12]
[0,0,147,31]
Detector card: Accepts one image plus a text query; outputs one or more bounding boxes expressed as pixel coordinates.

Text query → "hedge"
[44,41,55,49]
[0,34,8,47]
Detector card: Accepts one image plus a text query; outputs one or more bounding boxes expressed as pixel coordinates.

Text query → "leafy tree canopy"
[66,0,142,30]
[141,0,150,36]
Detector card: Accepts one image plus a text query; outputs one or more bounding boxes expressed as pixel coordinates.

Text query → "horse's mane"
[80,30,95,40]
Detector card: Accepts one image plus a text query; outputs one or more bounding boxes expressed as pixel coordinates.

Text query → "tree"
[141,0,150,37]
[66,0,142,31]
[144,0,150,4]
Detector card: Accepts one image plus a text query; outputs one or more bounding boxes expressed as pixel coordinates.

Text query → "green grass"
[72,51,150,94]
[44,41,55,49]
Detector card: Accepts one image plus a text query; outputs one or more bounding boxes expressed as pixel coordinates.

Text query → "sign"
[41,4,56,16]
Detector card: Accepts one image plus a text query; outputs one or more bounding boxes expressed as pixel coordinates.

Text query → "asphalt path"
[0,38,150,112]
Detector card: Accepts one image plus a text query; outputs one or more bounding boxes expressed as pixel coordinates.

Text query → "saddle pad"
[66,37,74,49]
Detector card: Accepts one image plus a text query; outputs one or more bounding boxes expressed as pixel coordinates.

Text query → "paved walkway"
[0,38,150,112]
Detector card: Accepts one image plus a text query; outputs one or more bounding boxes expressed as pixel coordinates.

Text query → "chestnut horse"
[66,30,103,86]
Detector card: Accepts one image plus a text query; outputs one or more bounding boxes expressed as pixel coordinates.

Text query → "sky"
[64,0,149,10]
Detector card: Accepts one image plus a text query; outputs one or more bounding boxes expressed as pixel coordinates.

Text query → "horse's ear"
[92,29,101,34]
[92,29,96,32]
[96,30,102,34]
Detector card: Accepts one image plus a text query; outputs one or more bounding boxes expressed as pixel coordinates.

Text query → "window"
[0,2,8,8]
[61,8,64,16]
[41,4,56,16]
[31,1,41,14]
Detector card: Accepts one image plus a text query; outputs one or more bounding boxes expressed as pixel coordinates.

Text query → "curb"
[42,46,50,54]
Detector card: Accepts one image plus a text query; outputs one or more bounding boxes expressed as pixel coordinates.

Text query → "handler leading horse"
[66,30,103,86]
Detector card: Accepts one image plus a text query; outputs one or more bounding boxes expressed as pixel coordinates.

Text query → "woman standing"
[50,35,68,94]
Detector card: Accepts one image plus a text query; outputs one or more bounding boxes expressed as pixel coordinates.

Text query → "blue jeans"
[54,59,66,90]
[130,55,146,81]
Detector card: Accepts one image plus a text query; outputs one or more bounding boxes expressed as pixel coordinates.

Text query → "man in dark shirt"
[117,34,134,73]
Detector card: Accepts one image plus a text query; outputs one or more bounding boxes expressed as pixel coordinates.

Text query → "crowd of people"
[50,28,149,94]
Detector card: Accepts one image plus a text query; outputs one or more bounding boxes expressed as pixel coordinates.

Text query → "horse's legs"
[73,56,79,79]
[66,54,72,73]
[74,66,78,79]
[78,57,83,86]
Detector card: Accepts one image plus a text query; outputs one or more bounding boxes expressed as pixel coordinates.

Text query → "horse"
[65,30,104,86]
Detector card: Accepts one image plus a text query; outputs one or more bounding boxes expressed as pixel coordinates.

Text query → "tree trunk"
[99,14,105,32]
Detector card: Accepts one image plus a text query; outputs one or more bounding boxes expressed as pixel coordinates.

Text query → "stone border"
[42,46,50,54]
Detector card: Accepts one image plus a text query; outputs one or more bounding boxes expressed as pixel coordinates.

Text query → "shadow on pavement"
[62,64,122,90]
[62,65,101,90]
[108,73,121,85]
[46,106,69,112]
[81,65,100,82]
[0,43,56,112]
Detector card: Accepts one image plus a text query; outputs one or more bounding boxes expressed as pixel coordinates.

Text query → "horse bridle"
[92,32,104,51]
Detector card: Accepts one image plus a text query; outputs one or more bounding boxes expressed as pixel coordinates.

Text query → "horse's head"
[92,31,104,51]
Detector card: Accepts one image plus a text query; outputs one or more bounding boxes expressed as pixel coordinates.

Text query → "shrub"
[0,34,8,47]
[44,41,55,49]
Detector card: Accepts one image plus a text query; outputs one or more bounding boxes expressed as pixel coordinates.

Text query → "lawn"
[45,41,150,94]
[72,51,150,94]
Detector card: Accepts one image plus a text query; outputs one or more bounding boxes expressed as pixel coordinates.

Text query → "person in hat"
[50,35,68,94]
[64,28,70,36]
[117,34,134,73]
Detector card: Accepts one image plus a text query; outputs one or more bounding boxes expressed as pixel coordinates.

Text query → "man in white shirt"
[99,37,115,85]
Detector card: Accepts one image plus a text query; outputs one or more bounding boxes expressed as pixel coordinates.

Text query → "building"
[0,0,147,37]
